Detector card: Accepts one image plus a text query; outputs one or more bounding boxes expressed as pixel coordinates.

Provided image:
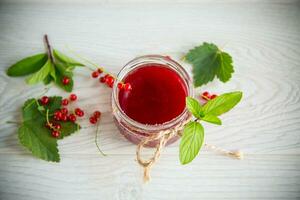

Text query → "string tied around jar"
[136,115,244,182]
[136,116,192,182]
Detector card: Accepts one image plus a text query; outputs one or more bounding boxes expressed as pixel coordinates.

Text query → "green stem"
[95,121,107,156]
[6,121,21,125]
[46,109,56,130]
[66,45,121,81]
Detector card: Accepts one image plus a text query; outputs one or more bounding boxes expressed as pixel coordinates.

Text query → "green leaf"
[203,91,243,116]
[43,75,52,85]
[179,121,204,165]
[58,121,81,139]
[186,96,203,119]
[54,63,73,92]
[53,49,84,66]
[49,65,56,82]
[26,60,52,85]
[18,96,80,162]
[185,42,234,87]
[201,114,222,125]
[19,98,60,162]
[6,53,48,77]
[18,122,60,162]
[43,96,62,114]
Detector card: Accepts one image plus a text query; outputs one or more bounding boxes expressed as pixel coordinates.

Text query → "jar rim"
[112,55,193,132]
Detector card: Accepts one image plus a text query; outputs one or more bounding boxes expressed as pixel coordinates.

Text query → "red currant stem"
[43,34,55,64]
[65,45,125,84]
[6,121,21,125]
[45,109,57,131]
[94,121,107,156]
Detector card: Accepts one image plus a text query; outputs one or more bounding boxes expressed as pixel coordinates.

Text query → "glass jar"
[111,55,193,147]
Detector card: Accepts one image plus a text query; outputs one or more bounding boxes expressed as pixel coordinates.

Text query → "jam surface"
[118,64,187,125]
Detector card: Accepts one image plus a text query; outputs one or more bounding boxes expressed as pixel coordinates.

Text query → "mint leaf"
[53,49,84,66]
[54,63,73,92]
[6,53,48,77]
[201,114,222,125]
[179,121,204,165]
[203,91,242,116]
[185,42,234,87]
[43,75,52,85]
[26,60,52,85]
[49,65,57,81]
[186,96,203,119]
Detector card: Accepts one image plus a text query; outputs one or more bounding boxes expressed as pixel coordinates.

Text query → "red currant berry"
[99,76,106,83]
[89,116,97,124]
[202,91,209,97]
[51,130,60,138]
[93,111,101,118]
[54,115,61,121]
[69,94,77,101]
[117,83,124,89]
[61,99,69,106]
[62,76,70,85]
[68,114,77,122]
[54,111,62,118]
[54,123,61,130]
[91,71,99,78]
[106,76,114,85]
[40,96,49,105]
[210,94,217,99]
[61,114,68,121]
[61,108,68,115]
[124,83,132,91]
[97,68,103,74]
[75,108,84,117]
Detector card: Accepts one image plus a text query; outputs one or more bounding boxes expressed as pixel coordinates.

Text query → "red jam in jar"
[112,55,193,147]
[118,64,187,125]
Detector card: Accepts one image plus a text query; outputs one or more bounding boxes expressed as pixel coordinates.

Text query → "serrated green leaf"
[6,53,48,77]
[201,114,222,125]
[53,49,84,66]
[203,91,242,116]
[18,96,80,162]
[185,42,234,87]
[18,122,60,162]
[179,121,204,165]
[57,121,81,139]
[43,96,62,114]
[186,97,203,119]
[19,98,60,162]
[26,59,52,85]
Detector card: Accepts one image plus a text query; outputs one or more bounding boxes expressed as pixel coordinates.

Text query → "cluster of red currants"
[89,111,102,124]
[91,68,132,91]
[41,94,85,138]
[201,91,218,101]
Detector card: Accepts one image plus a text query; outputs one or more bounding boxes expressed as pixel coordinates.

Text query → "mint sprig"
[6,35,84,92]
[185,42,234,87]
[18,96,80,162]
[179,91,242,165]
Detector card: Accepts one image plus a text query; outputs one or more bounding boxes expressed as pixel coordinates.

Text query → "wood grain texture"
[0,1,300,199]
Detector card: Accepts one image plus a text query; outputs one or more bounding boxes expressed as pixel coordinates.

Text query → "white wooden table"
[0,1,300,199]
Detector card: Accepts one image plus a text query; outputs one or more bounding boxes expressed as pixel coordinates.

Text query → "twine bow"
[135,117,243,182]
[136,117,191,182]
